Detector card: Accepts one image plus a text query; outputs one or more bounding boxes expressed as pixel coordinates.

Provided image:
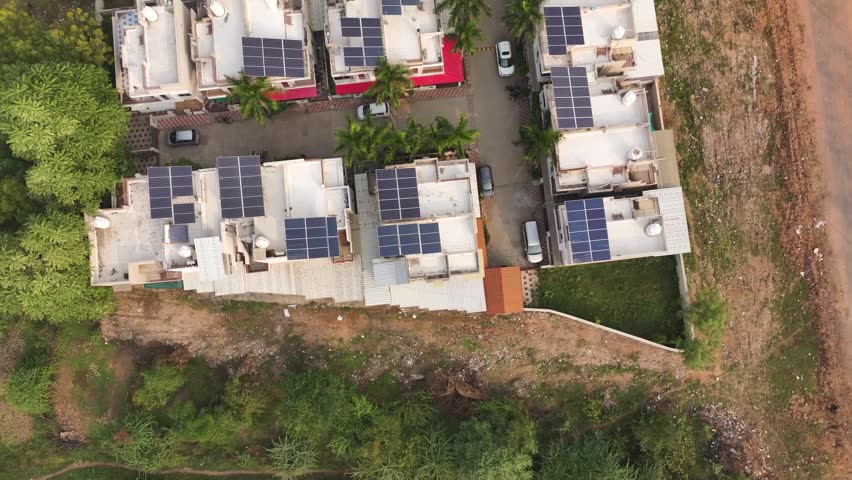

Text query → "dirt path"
[36,461,342,480]
[103,291,692,388]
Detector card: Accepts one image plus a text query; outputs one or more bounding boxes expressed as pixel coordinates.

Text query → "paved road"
[466,2,539,268]
[799,0,852,386]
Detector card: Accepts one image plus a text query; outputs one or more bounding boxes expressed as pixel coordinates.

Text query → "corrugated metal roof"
[631,0,660,33]
[626,39,664,80]
[355,175,393,306]
[484,267,524,314]
[645,187,691,254]
[373,258,409,287]
[194,237,226,281]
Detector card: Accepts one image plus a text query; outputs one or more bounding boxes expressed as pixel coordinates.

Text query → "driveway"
[465,4,541,268]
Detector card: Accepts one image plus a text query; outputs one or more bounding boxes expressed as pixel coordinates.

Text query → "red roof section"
[484,267,524,315]
[333,37,464,96]
[266,85,318,101]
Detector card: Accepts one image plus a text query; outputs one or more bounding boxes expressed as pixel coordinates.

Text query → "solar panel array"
[552,66,593,129]
[340,17,384,67]
[217,156,265,219]
[565,198,611,263]
[172,202,196,225]
[376,168,420,221]
[148,166,194,222]
[284,217,340,260]
[544,6,584,55]
[377,222,441,257]
[242,37,305,78]
[381,0,418,15]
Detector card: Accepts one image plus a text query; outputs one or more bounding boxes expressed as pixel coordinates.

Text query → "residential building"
[88,156,362,302]
[324,0,464,94]
[190,0,318,101]
[356,158,487,313]
[112,0,202,112]
[533,0,663,84]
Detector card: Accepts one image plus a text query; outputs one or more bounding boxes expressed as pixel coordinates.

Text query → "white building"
[88,156,362,303]
[533,0,663,84]
[112,0,202,112]
[554,188,690,265]
[356,158,487,313]
[190,0,318,101]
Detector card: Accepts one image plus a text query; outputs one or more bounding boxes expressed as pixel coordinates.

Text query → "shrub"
[115,413,175,472]
[267,434,319,479]
[133,363,186,410]
[684,289,729,368]
[4,364,54,415]
[454,400,537,480]
[539,433,643,480]
[632,413,709,479]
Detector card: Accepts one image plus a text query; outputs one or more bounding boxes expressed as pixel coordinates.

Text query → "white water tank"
[178,245,194,258]
[92,216,111,229]
[628,147,643,161]
[645,222,663,237]
[254,236,270,249]
[141,6,159,22]
[208,1,226,17]
[612,25,626,40]
[621,90,637,106]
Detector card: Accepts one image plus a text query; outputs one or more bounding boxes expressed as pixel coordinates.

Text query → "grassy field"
[533,256,683,343]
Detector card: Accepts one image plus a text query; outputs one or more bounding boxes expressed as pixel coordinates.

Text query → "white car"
[496,41,515,77]
[356,102,391,120]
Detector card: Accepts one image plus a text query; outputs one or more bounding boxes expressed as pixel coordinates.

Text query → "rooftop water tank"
[178,245,194,258]
[612,25,626,40]
[645,221,663,237]
[141,6,159,22]
[621,90,637,106]
[628,147,643,161]
[254,236,270,249]
[209,1,226,17]
[92,216,111,229]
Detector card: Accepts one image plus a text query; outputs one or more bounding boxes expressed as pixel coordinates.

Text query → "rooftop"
[555,187,690,265]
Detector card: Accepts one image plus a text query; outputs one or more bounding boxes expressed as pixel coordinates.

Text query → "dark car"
[478,165,494,197]
[166,129,200,147]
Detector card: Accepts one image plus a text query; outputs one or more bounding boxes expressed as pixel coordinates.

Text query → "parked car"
[356,102,391,120]
[522,220,543,264]
[166,129,200,146]
[496,41,515,77]
[477,165,494,197]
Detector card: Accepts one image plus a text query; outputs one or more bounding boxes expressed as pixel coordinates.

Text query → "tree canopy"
[226,72,284,125]
[365,58,413,108]
[503,0,545,42]
[0,62,129,211]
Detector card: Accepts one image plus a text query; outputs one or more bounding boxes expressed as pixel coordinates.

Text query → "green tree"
[0,62,129,210]
[396,117,435,159]
[365,58,413,108]
[454,400,537,480]
[514,123,562,165]
[632,414,709,479]
[3,363,54,415]
[48,8,112,66]
[133,363,187,409]
[539,434,643,480]
[334,117,396,170]
[267,435,319,478]
[227,72,283,125]
[13,211,115,324]
[503,0,545,42]
[431,114,479,155]
[451,20,485,56]
[435,0,491,29]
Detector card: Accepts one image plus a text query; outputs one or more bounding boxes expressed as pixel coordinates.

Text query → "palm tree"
[225,72,282,125]
[398,117,433,159]
[431,114,480,155]
[514,124,562,165]
[334,117,398,170]
[436,0,491,29]
[451,20,484,56]
[503,0,545,42]
[364,58,412,108]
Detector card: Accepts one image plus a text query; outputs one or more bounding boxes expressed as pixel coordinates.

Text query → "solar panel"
[565,198,611,263]
[376,168,420,221]
[339,17,384,67]
[167,224,189,243]
[242,37,306,78]
[381,0,402,15]
[284,217,340,260]
[544,6,584,55]
[172,202,196,225]
[377,222,441,257]
[147,166,194,220]
[217,156,265,219]
[551,66,593,130]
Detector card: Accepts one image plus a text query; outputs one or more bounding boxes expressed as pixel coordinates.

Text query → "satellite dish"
[628,147,643,160]
[92,216,111,229]
[178,245,194,258]
[611,25,626,40]
[209,1,226,17]
[254,236,270,249]
[141,6,159,22]
[645,222,663,237]
[621,90,637,106]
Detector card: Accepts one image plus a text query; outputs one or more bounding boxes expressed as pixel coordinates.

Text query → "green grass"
[533,257,683,343]
[56,323,117,419]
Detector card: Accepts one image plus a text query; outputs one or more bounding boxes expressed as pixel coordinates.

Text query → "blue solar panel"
[284,217,340,260]
[217,156,265,219]
[377,168,420,221]
[172,202,196,225]
[377,222,441,257]
[565,199,610,264]
[545,6,585,55]
[552,66,593,130]
[147,166,194,220]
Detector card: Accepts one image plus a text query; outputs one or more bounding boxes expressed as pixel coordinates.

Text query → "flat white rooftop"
[116,7,185,98]
[556,124,653,171]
